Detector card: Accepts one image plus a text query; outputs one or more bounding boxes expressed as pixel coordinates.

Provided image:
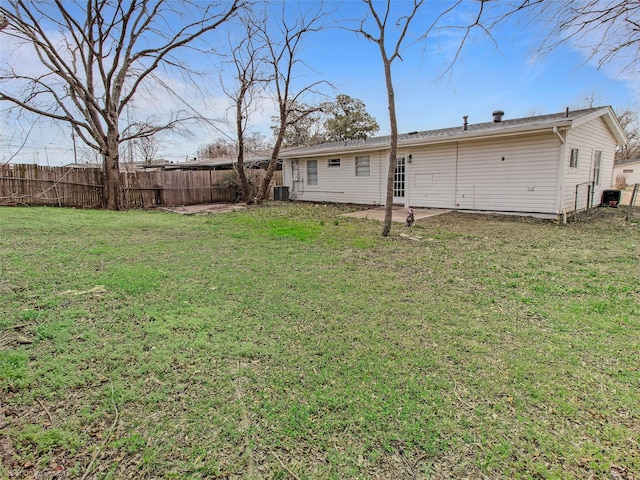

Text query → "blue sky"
[1,0,637,165]
[306,1,638,133]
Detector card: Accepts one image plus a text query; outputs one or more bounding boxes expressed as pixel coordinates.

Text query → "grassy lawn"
[0,203,638,479]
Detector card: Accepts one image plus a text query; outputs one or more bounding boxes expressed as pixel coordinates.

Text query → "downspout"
[553,126,564,145]
[588,147,595,210]
[291,159,296,198]
[553,127,567,222]
[379,150,384,205]
[454,142,459,208]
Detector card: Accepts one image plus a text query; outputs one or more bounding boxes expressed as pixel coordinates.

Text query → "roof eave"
[280,122,573,159]
[398,122,573,148]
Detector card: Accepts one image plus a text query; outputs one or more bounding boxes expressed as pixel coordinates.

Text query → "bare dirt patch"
[160,203,247,215]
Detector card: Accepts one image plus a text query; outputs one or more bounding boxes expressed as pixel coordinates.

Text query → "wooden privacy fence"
[0,164,104,208]
[0,164,282,209]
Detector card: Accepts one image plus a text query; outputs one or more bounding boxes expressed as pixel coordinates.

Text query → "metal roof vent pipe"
[463,115,469,130]
[492,110,505,122]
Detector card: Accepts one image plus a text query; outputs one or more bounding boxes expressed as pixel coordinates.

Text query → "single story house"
[279,107,627,219]
[612,158,640,188]
[136,151,278,172]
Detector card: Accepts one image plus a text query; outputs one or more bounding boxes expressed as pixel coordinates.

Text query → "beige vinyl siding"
[613,161,640,187]
[454,133,561,214]
[285,152,385,205]
[561,117,618,212]
[281,111,621,216]
[407,144,457,208]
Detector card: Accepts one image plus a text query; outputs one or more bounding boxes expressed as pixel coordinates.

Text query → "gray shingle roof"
[280,107,606,158]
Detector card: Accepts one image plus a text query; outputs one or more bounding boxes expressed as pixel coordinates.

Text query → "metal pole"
[574,184,579,222]
[626,183,639,222]
[72,131,78,164]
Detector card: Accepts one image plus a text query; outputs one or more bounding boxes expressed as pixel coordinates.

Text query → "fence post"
[53,167,62,207]
[626,183,639,222]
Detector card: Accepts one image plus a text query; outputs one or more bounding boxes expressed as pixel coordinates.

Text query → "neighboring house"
[279,107,627,219]
[612,158,640,188]
[136,151,277,171]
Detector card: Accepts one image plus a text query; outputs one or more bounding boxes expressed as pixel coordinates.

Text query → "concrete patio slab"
[341,206,451,223]
[161,203,247,215]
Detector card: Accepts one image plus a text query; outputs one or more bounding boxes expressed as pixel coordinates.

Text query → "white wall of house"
[285,133,563,215]
[559,117,618,211]
[613,161,640,188]
[284,151,387,205]
[404,133,561,214]
[406,144,457,208]
[453,133,560,214]
[282,112,621,217]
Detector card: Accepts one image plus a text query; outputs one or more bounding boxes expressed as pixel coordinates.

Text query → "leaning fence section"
[0,164,104,208]
[0,164,282,209]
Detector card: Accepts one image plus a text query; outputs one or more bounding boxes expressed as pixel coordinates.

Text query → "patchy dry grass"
[0,203,638,479]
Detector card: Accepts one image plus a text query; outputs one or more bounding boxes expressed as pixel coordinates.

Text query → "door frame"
[393,154,408,206]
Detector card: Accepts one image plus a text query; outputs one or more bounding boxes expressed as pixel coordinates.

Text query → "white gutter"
[282,122,575,159]
[553,126,564,144]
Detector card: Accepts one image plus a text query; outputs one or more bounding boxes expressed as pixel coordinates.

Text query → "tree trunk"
[235,101,252,202]
[255,151,279,204]
[256,122,286,204]
[381,58,398,237]
[102,129,125,210]
[236,151,252,202]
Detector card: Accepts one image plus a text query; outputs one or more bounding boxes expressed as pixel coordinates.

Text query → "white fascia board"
[397,123,573,148]
[280,144,387,159]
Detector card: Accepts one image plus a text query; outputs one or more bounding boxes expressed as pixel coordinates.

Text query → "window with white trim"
[307,160,318,185]
[593,150,602,185]
[355,155,370,177]
[570,148,579,168]
[327,158,341,168]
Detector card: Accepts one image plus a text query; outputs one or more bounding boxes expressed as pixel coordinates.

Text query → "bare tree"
[615,108,640,161]
[118,120,169,164]
[572,92,605,110]
[0,0,242,210]
[356,0,424,237]
[568,94,639,161]
[243,132,269,152]
[198,139,238,159]
[536,0,640,77]
[271,100,326,147]
[254,1,329,204]
[136,133,161,165]
[222,11,269,202]
[356,0,514,236]
[486,1,640,77]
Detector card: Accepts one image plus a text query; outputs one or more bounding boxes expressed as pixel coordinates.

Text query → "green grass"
[0,203,638,479]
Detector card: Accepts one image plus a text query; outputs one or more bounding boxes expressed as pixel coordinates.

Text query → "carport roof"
[279,106,627,159]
